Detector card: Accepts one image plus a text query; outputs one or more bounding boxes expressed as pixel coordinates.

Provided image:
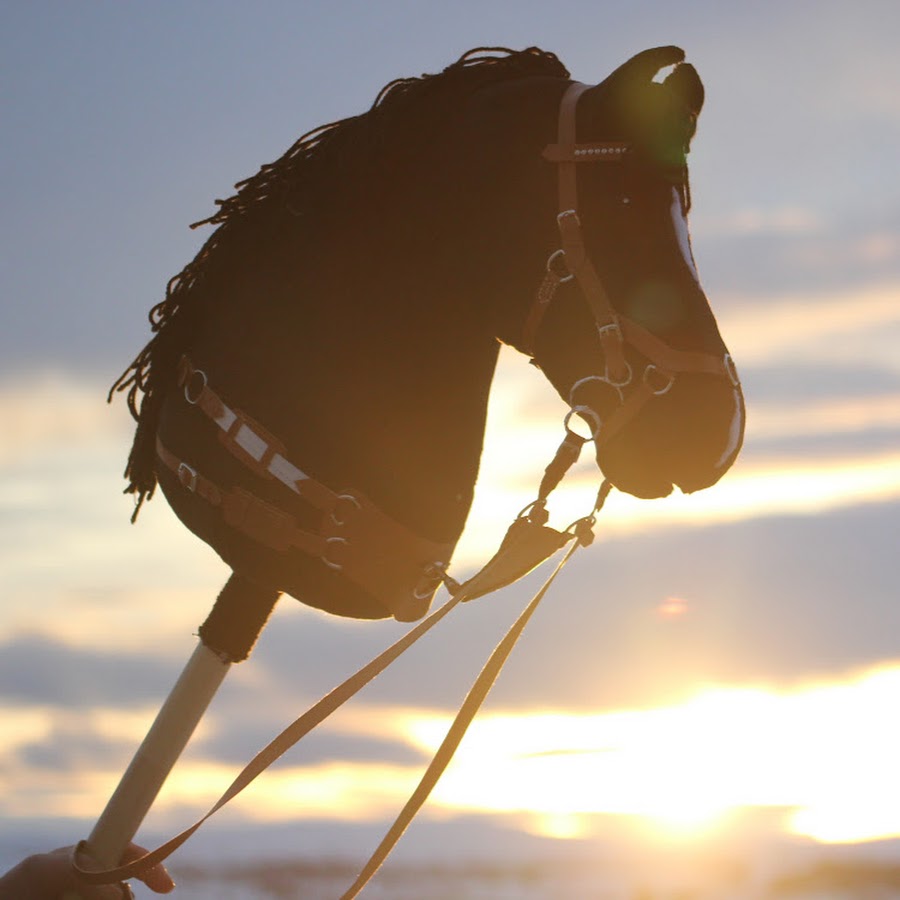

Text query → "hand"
[0,842,175,899]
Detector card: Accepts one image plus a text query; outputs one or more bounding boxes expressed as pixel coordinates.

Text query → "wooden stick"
[82,573,280,869]
[84,641,231,868]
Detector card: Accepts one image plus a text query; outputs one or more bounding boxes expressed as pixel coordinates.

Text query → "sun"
[635,795,732,838]
[151,666,900,851]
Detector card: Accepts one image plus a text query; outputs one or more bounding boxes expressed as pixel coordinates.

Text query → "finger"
[65,842,172,898]
[119,844,176,894]
[47,847,131,899]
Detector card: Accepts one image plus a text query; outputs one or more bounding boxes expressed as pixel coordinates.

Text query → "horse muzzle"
[595,373,746,499]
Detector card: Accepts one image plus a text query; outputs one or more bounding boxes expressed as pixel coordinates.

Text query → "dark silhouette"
[109,46,745,622]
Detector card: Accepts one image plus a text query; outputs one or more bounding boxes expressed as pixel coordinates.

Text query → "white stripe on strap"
[205,390,313,494]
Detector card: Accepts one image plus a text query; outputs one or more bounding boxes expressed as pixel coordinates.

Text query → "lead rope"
[340,482,611,899]
[73,587,471,887]
[74,474,611,896]
[341,511,600,898]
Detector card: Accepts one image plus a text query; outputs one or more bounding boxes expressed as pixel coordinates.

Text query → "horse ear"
[603,46,686,88]
[591,46,700,163]
[663,62,705,118]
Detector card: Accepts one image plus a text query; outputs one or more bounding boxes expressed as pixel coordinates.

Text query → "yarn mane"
[110,47,570,518]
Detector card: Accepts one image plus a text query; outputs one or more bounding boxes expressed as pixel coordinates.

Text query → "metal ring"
[564,405,602,441]
[412,562,447,600]
[643,365,675,395]
[569,371,627,407]
[183,368,208,405]
[330,493,362,527]
[546,249,574,284]
[177,462,198,492]
[724,353,740,387]
[322,537,348,571]
[603,359,633,389]
[568,375,608,405]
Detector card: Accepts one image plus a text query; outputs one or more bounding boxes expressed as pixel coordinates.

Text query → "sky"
[2,0,900,895]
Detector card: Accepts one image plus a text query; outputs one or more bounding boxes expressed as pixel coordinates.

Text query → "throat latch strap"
[164,357,455,623]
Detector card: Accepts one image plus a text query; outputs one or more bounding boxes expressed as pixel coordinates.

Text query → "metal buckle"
[183,368,208,405]
[596,322,632,390]
[643,365,675,395]
[546,248,574,284]
[330,493,362,527]
[177,462,198,492]
[323,536,348,571]
[596,320,623,346]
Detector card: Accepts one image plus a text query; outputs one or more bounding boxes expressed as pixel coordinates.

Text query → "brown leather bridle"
[155,81,741,626]
[523,81,740,449]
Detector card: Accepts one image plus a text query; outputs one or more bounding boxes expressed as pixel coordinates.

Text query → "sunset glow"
[1,356,899,852]
[2,8,900,892]
[404,667,900,843]
[6,667,899,845]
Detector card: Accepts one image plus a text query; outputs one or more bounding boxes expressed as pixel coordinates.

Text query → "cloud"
[439,499,899,708]
[740,363,900,405]
[695,206,826,238]
[1,2,899,874]
[0,372,128,466]
[752,393,900,442]
[0,377,232,651]
[166,495,897,730]
[491,499,900,707]
[193,684,431,768]
[0,634,178,708]
[200,727,427,769]
[1,387,896,854]
[696,217,900,299]
[16,722,140,774]
[718,282,900,370]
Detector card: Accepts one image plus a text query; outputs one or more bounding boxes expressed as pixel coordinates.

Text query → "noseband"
[523,81,740,448]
